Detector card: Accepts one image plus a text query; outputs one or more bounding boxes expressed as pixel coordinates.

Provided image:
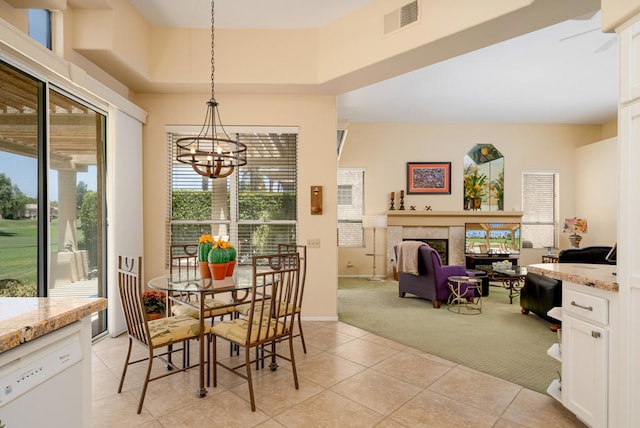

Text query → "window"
[28,9,52,50]
[337,169,364,247]
[169,128,298,265]
[521,172,558,248]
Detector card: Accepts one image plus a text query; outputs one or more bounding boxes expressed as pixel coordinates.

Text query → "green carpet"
[338,278,559,394]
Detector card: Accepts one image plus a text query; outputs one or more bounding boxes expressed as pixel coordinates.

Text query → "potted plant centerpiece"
[142,290,166,320]
[198,234,214,278]
[208,239,230,280]
[225,243,236,277]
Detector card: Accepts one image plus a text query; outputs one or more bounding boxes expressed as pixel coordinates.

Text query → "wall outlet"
[307,238,321,248]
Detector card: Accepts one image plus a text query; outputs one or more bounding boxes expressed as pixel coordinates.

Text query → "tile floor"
[91,321,586,427]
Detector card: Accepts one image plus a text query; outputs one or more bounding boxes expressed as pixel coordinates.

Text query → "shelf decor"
[563,217,588,248]
[407,162,451,194]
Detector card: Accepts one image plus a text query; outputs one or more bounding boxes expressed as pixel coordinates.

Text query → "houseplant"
[208,239,230,280]
[142,290,166,320]
[197,234,214,278]
[491,171,504,211]
[225,243,237,276]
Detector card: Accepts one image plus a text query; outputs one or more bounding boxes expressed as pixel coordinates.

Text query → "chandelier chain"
[210,0,215,100]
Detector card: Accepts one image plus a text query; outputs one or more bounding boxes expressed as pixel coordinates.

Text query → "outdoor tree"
[79,191,98,268]
[0,173,28,219]
[76,181,88,210]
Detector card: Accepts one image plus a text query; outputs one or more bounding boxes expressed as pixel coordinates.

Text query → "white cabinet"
[559,282,615,428]
[563,313,608,428]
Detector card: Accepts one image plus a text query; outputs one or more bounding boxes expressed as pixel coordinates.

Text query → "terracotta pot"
[209,262,228,280]
[198,261,211,278]
[226,260,236,277]
[146,312,162,321]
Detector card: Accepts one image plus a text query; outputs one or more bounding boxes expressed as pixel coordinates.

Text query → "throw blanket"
[396,241,428,275]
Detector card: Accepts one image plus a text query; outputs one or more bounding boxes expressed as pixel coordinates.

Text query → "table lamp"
[563,217,587,248]
[362,215,387,281]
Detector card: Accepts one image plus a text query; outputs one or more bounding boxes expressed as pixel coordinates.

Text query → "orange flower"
[199,234,214,244]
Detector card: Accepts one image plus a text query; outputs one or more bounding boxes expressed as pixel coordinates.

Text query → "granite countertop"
[0,297,108,354]
[527,263,618,292]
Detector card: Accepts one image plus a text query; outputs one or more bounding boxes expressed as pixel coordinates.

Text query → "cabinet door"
[564,316,608,428]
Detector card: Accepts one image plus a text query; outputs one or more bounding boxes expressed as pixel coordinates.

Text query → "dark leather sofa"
[520,245,613,329]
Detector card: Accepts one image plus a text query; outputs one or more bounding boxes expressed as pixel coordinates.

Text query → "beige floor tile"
[91,390,157,427]
[331,369,422,415]
[361,332,411,351]
[92,368,122,401]
[388,389,499,427]
[303,325,358,350]
[157,390,271,426]
[90,321,582,427]
[275,390,384,427]
[296,351,367,388]
[227,365,324,416]
[500,389,587,427]
[132,368,225,418]
[404,347,458,367]
[330,337,399,367]
[371,351,453,388]
[428,365,522,416]
[374,418,412,427]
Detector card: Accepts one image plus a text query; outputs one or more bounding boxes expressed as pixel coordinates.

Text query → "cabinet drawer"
[564,288,608,325]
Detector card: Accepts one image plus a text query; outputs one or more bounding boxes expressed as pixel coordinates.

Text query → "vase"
[226,259,236,277]
[146,312,162,321]
[471,197,482,210]
[198,261,211,278]
[209,262,228,280]
[568,233,582,248]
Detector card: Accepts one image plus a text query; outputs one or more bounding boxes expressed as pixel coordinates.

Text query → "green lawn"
[0,219,68,294]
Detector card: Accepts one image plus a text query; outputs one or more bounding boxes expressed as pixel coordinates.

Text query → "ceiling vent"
[383,0,419,35]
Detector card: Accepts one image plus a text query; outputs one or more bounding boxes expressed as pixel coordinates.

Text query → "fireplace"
[403,238,448,265]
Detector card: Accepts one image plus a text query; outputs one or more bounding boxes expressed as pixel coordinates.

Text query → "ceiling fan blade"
[595,38,617,53]
[559,27,599,42]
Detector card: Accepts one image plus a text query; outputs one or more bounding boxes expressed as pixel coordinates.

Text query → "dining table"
[148,269,258,398]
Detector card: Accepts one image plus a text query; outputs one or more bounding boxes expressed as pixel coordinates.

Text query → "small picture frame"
[407,162,451,194]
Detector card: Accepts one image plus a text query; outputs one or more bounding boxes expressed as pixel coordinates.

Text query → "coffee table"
[475,265,528,304]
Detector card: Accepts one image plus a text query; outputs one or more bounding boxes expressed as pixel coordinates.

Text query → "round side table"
[447,275,483,314]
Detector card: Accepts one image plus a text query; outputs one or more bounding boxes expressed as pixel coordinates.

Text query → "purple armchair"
[396,244,473,308]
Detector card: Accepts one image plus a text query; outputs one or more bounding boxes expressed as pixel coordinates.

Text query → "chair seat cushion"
[147,315,210,347]
[211,317,287,346]
[235,299,299,317]
[171,298,235,318]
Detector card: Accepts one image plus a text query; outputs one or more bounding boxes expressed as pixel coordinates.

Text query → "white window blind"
[522,172,558,248]
[168,130,298,266]
[338,169,364,247]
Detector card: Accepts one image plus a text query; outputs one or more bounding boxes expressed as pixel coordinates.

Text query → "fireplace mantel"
[386,210,524,227]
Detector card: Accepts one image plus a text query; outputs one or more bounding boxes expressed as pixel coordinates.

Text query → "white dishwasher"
[0,319,92,428]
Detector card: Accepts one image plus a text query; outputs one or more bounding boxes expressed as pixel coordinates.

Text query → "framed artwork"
[406,162,451,194]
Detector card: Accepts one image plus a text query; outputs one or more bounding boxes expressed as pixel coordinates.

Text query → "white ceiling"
[129,0,618,125]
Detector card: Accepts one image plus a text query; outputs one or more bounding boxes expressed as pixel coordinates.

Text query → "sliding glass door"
[0,60,107,336]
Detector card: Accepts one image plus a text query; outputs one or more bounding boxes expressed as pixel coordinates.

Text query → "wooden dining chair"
[211,252,301,411]
[117,255,210,414]
[234,244,308,353]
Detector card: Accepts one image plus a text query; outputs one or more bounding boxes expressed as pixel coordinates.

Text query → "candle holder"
[389,192,395,210]
[399,191,405,210]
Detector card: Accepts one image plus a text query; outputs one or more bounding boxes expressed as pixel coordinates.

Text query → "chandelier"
[175,0,247,178]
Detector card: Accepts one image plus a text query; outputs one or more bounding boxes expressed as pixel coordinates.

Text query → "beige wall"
[338,122,613,274]
[131,92,339,319]
[574,137,618,248]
